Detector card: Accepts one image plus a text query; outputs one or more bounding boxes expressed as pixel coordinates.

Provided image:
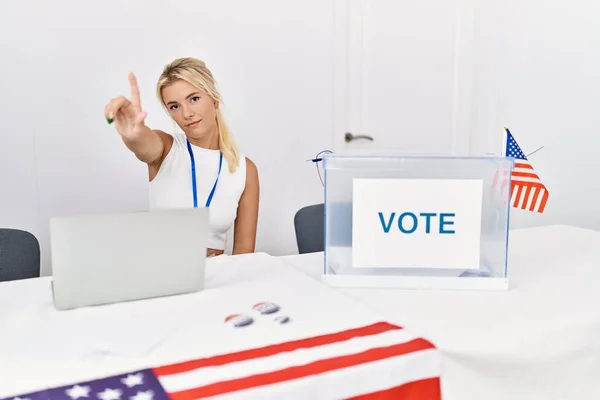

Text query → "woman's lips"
[186,119,201,127]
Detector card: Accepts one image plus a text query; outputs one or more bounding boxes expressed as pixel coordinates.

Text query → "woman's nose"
[181,105,194,119]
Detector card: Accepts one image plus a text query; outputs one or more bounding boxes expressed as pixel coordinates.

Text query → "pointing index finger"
[128,72,142,110]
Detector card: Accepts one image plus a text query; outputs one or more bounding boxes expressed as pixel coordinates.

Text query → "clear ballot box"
[322,154,514,290]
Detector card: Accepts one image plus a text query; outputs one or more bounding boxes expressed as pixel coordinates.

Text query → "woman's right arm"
[104,72,167,165]
[121,126,165,165]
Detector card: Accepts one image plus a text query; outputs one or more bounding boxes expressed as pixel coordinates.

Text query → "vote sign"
[351,178,483,269]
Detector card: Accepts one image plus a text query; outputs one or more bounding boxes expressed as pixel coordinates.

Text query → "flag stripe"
[514,162,534,170]
[512,177,542,184]
[167,339,435,400]
[529,188,541,211]
[510,183,548,212]
[512,163,541,182]
[170,346,441,399]
[537,188,549,212]
[522,186,532,208]
[512,182,522,206]
[512,171,539,179]
[513,182,545,190]
[153,322,401,376]
[158,329,418,392]
[346,377,441,400]
[501,129,549,213]
[512,176,542,183]
[524,186,534,210]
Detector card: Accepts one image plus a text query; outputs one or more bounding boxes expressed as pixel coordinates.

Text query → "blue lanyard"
[186,139,223,208]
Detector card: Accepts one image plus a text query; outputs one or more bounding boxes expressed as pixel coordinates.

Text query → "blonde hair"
[156,57,240,173]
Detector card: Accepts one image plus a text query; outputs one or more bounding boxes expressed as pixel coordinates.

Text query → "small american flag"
[503,128,549,213]
[2,322,440,400]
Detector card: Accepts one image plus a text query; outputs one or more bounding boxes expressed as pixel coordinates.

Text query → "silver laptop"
[49,208,208,310]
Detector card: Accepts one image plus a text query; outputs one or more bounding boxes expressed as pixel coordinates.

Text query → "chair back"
[0,228,41,281]
[294,203,324,254]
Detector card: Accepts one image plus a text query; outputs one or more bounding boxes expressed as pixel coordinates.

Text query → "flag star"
[97,388,122,400]
[130,390,154,400]
[65,385,91,399]
[121,373,144,388]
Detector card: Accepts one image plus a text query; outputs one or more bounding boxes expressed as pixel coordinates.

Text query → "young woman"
[104,58,259,257]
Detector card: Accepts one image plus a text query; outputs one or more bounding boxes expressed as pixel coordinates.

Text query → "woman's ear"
[214,101,219,110]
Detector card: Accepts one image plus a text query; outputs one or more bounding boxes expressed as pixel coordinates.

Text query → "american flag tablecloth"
[0,253,441,399]
[2,321,440,400]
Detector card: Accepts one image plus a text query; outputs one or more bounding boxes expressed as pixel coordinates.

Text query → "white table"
[2,224,598,400]
[280,224,600,400]
[0,253,440,399]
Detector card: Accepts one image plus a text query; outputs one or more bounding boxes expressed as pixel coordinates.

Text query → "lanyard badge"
[186,139,223,208]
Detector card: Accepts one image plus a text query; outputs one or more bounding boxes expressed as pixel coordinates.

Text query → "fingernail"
[106,117,113,124]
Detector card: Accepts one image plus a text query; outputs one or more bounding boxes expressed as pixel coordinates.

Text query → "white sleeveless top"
[148,133,246,250]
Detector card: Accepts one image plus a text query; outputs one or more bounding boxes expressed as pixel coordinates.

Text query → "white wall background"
[470,0,600,231]
[0,0,334,275]
[1,0,599,276]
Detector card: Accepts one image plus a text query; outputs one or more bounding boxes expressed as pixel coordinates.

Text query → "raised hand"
[104,72,148,140]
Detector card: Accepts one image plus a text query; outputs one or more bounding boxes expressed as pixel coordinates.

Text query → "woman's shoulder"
[152,129,176,140]
[243,157,257,174]
[243,156,259,184]
[158,131,187,146]
[231,154,256,173]
[154,130,188,154]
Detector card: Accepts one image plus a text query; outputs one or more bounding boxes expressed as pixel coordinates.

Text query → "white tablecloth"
[0,253,440,399]
[280,225,600,400]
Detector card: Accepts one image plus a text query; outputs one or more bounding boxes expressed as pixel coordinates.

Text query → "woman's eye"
[169,105,178,111]
[191,96,200,102]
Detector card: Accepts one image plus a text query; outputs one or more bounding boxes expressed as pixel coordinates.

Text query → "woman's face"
[161,79,218,139]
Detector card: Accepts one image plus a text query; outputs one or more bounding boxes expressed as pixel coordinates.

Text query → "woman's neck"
[187,128,219,150]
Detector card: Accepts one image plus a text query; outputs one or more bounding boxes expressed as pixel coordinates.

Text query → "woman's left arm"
[232,157,260,254]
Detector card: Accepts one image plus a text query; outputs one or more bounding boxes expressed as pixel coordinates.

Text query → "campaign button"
[252,302,280,315]
[274,316,291,324]
[224,314,254,327]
